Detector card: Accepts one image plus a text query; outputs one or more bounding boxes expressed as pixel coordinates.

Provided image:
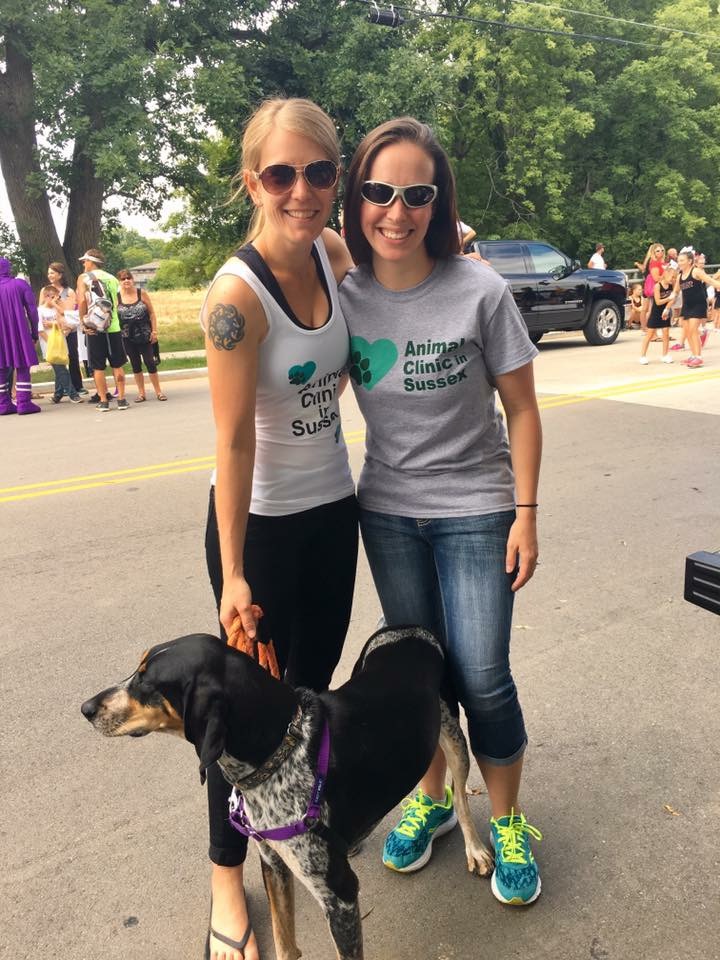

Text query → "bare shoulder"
[321,227,354,282]
[203,266,266,351]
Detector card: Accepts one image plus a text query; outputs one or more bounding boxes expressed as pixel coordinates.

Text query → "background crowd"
[630,243,720,368]
[0,250,167,415]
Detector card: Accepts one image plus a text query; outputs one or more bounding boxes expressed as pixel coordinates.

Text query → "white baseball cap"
[79,251,104,264]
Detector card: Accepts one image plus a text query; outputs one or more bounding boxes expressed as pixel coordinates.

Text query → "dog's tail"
[228,608,281,679]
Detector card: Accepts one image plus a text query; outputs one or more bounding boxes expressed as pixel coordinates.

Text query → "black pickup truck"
[471,240,628,345]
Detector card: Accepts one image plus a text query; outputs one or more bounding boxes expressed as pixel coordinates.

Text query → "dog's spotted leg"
[321,893,363,960]
[439,701,494,877]
[259,847,302,960]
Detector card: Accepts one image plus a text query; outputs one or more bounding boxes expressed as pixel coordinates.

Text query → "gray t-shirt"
[339,256,538,517]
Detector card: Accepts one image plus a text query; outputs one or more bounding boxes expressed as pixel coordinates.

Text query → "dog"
[81,626,494,960]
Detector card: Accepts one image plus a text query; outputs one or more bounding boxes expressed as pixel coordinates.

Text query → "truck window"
[527,243,566,275]
[477,243,526,273]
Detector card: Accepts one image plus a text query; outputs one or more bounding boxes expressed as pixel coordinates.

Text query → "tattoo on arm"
[208,303,246,350]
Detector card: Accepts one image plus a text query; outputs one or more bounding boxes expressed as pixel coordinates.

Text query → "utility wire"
[508,0,720,43]
[349,0,684,48]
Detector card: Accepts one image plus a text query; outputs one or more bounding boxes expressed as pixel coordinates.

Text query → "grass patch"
[151,288,206,351]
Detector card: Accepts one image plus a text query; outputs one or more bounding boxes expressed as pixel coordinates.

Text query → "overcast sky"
[0,172,171,241]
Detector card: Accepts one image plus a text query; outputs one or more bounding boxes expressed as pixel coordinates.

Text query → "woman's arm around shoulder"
[203,272,267,641]
[495,361,542,593]
[322,227,355,284]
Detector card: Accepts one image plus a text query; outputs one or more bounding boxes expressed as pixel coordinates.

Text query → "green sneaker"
[489,810,542,905]
[382,786,457,872]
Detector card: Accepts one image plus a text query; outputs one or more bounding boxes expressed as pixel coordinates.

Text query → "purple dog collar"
[228,720,330,842]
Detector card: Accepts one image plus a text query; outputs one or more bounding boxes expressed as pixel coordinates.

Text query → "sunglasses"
[361,181,438,208]
[253,160,339,195]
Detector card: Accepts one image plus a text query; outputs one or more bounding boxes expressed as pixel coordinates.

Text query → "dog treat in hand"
[229,608,280,679]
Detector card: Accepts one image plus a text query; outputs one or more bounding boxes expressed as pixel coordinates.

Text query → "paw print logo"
[350,350,372,386]
[288,361,317,385]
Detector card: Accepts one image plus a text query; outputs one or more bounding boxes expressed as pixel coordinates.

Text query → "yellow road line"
[537,368,720,409]
[2,371,715,503]
[0,430,369,503]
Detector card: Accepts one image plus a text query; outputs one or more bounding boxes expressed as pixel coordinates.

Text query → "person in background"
[340,116,543,907]
[587,242,606,269]
[674,247,720,369]
[38,285,83,403]
[117,270,167,401]
[76,249,128,412]
[639,266,676,364]
[201,97,358,960]
[635,243,666,331]
[0,256,41,416]
[46,262,87,395]
[626,283,643,328]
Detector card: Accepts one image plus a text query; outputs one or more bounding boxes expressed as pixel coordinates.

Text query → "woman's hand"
[150,329,158,343]
[220,574,258,643]
[506,511,539,592]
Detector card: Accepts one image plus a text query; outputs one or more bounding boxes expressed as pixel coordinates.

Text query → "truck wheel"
[584,299,622,345]
[528,331,544,345]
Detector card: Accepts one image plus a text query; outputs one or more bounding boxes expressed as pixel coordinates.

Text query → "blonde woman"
[200,99,357,960]
[634,243,666,331]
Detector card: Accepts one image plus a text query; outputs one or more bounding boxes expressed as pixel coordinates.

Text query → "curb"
[32,365,208,396]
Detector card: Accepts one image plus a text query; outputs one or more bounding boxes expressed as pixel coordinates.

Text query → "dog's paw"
[466,843,494,877]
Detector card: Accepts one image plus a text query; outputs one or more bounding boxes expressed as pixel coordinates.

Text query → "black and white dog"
[81,626,493,960]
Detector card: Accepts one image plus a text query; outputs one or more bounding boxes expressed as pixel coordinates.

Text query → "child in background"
[38,286,83,403]
[627,283,643,328]
[639,267,676,364]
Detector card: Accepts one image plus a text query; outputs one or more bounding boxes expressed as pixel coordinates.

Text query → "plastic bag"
[46,323,69,366]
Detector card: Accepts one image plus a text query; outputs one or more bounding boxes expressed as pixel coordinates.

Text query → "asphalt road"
[2,327,719,960]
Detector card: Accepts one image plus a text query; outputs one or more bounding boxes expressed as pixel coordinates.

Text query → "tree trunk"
[0,31,67,291]
[63,133,105,268]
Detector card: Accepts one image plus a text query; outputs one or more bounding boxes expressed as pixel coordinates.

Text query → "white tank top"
[206,236,354,516]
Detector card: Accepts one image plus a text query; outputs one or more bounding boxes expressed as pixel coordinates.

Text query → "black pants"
[204,488,359,865]
[66,331,84,392]
[124,337,158,374]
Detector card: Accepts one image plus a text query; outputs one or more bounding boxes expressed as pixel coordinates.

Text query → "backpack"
[84,271,115,332]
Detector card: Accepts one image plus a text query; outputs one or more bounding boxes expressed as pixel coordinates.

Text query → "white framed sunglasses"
[360,181,438,209]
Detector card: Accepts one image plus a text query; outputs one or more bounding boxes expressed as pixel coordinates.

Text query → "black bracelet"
[515,503,538,508]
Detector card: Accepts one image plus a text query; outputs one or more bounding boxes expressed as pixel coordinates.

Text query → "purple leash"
[228,720,330,842]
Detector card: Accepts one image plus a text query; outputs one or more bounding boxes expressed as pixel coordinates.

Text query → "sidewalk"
[32,349,207,394]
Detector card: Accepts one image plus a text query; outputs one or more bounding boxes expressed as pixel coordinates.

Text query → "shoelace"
[493,810,542,864]
[396,795,435,838]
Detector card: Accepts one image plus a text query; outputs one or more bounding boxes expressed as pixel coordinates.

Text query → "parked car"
[470,239,628,345]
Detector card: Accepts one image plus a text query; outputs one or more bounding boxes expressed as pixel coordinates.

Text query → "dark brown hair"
[343,117,460,266]
[48,261,70,287]
[117,269,135,281]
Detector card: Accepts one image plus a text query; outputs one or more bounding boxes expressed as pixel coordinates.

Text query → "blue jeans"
[51,364,77,399]
[360,508,527,765]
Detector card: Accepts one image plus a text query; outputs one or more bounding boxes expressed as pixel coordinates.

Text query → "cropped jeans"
[360,508,527,766]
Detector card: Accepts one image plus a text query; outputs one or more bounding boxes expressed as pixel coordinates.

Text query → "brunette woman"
[116,270,166,400]
[201,98,357,960]
[340,118,543,906]
[46,262,86,394]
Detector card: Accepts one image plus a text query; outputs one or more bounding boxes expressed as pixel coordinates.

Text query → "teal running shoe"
[489,810,542,905]
[382,786,457,872]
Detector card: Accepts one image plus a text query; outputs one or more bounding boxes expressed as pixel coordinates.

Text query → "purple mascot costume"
[0,257,41,415]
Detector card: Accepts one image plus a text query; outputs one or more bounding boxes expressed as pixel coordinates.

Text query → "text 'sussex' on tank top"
[203,236,354,516]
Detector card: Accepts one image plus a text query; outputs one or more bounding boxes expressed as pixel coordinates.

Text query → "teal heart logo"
[349,336,398,391]
[288,361,317,386]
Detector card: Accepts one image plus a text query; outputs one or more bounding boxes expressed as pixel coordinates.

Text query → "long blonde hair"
[230,98,341,243]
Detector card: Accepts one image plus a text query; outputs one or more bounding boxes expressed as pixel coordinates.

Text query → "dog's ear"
[182,679,227,784]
